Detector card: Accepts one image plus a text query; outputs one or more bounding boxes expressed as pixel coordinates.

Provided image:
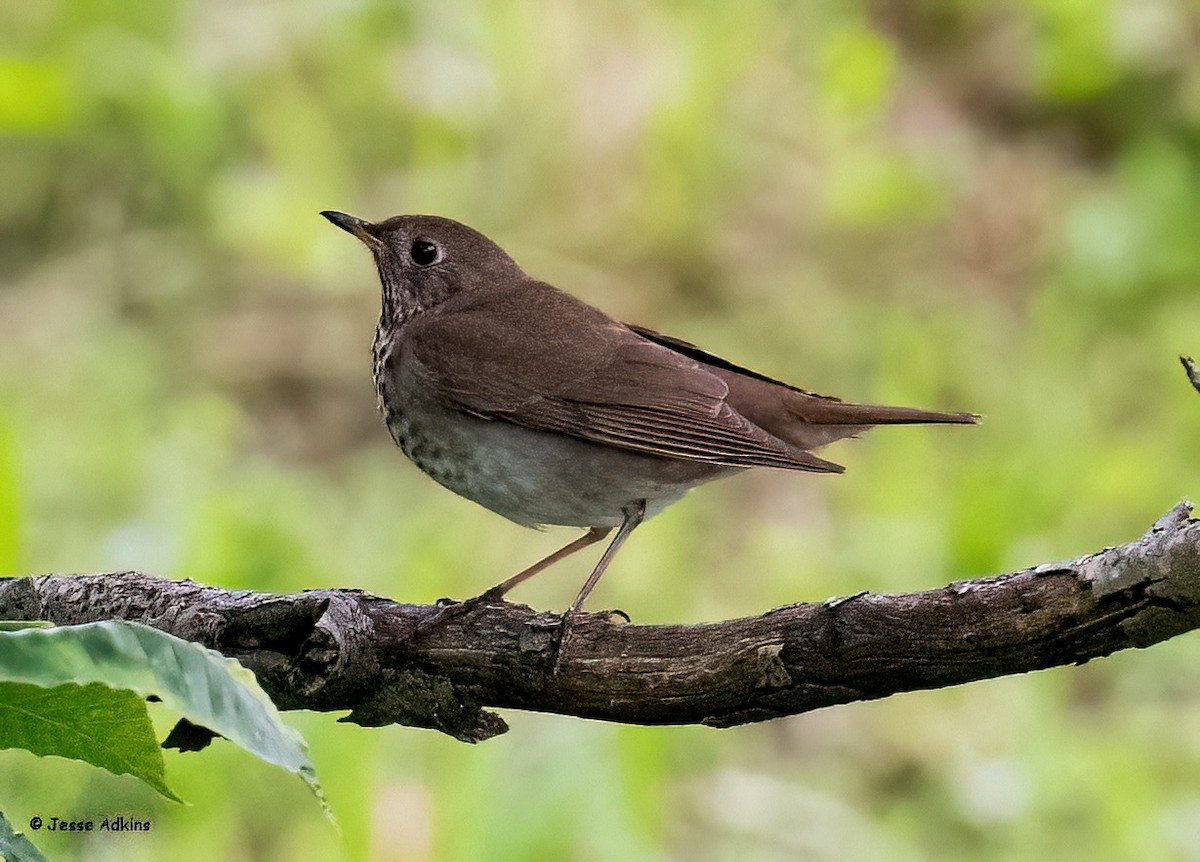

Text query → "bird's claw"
[415,590,505,637]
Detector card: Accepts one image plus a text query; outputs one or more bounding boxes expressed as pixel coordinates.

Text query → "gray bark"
[2,502,1198,742]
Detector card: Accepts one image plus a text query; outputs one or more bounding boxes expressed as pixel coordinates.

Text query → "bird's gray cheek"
[422,269,459,305]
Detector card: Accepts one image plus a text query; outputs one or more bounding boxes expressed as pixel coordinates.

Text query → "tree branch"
[1182,355,1200,394]
[2,502,1199,742]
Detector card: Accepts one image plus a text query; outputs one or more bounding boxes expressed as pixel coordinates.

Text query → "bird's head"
[321,211,521,318]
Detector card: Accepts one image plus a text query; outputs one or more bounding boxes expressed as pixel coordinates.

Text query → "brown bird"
[322,211,977,616]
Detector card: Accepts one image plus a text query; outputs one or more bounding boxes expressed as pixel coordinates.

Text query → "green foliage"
[4,0,1200,858]
[0,623,322,812]
[0,58,70,133]
[0,416,20,576]
[0,681,174,801]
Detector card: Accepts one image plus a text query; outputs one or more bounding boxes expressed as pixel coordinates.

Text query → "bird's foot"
[547,606,628,676]
[547,610,577,678]
[414,587,506,637]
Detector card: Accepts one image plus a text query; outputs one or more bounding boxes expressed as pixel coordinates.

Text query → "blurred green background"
[3,0,1200,859]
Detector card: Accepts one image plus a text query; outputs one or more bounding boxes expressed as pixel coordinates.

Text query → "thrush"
[321,211,977,616]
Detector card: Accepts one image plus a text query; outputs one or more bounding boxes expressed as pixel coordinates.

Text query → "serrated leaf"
[0,621,324,812]
[0,808,46,862]
[0,681,177,800]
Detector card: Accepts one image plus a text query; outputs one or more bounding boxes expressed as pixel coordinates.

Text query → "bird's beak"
[320,210,379,247]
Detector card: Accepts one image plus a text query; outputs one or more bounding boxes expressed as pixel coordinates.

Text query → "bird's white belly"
[388,403,736,528]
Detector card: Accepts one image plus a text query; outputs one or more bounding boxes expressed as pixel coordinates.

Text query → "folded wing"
[403,282,845,473]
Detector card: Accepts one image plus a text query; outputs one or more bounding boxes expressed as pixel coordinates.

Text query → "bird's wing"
[402,281,843,472]
[628,322,979,435]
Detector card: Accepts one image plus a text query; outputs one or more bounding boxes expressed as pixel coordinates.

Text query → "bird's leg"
[551,500,646,673]
[415,527,611,636]
[481,526,612,602]
[566,501,645,615]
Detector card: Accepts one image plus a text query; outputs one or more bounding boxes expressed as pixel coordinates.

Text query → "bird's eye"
[410,239,441,266]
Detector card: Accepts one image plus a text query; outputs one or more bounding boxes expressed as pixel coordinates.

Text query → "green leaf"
[0,808,46,862]
[0,622,52,632]
[0,621,324,812]
[0,681,177,800]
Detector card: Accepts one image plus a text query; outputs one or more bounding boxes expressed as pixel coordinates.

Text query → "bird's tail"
[772,394,978,450]
[803,401,980,425]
